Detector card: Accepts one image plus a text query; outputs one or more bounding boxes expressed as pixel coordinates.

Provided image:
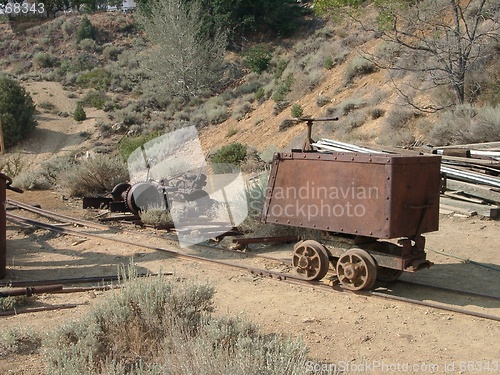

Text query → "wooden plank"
[440,203,477,217]
[443,191,484,204]
[440,196,499,218]
[233,236,299,245]
[434,141,500,150]
[99,215,141,222]
[439,207,455,215]
[440,154,500,167]
[445,179,500,205]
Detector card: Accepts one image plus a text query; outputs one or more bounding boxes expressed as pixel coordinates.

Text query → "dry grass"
[61,154,129,197]
[426,104,500,146]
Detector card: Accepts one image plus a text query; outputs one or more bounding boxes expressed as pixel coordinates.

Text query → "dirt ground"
[0,189,499,374]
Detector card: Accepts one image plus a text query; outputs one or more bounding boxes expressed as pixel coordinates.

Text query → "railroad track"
[5,199,500,322]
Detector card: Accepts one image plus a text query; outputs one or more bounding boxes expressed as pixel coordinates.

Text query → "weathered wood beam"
[440,196,499,219]
[445,179,500,205]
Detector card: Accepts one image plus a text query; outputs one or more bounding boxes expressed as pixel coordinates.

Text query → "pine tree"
[73,103,87,121]
[76,16,96,43]
[0,76,37,148]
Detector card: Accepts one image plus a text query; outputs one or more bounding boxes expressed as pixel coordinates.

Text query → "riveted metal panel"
[261,151,441,239]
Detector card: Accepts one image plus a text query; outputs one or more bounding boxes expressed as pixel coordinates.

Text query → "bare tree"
[318,0,500,110]
[137,0,228,101]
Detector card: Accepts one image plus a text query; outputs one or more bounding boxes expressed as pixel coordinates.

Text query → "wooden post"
[0,174,6,279]
[0,118,4,155]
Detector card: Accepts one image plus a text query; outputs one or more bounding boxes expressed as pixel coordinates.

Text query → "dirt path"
[12,81,104,167]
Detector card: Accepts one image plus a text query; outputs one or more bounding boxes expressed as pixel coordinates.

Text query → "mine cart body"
[261,150,442,290]
[261,151,441,239]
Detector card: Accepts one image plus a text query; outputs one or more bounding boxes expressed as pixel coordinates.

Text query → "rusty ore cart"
[261,145,442,290]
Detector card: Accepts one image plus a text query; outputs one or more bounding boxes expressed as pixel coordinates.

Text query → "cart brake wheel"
[336,248,377,290]
[292,240,330,281]
[377,267,403,282]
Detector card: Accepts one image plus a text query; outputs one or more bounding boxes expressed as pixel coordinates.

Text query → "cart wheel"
[292,240,330,281]
[377,267,403,282]
[336,248,377,290]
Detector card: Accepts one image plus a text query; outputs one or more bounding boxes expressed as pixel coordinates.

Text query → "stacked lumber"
[431,142,500,218]
[312,139,500,219]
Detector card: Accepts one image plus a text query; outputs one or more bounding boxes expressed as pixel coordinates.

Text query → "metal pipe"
[0,304,77,316]
[315,139,385,154]
[0,284,63,297]
[441,165,500,189]
[314,139,500,188]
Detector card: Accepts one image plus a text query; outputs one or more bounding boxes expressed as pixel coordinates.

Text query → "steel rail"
[369,292,500,322]
[6,213,500,322]
[0,273,172,288]
[394,279,500,301]
[6,199,112,230]
[7,199,292,265]
[6,213,298,281]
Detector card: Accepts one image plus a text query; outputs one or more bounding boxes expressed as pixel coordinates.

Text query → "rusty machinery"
[106,171,212,216]
[261,118,442,290]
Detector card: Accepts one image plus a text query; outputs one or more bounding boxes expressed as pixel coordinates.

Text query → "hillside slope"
[0,8,498,178]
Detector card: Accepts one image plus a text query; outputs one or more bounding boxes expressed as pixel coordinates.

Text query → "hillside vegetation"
[0,0,498,191]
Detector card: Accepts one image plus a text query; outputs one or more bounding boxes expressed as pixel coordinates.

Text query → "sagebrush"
[44,271,308,374]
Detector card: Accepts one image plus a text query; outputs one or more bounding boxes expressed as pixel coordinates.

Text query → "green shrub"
[0,76,37,148]
[211,143,247,173]
[73,103,86,121]
[76,68,111,90]
[272,74,294,102]
[290,104,304,118]
[139,206,172,226]
[70,53,99,73]
[0,153,26,177]
[323,56,334,70]
[81,90,107,109]
[202,100,229,125]
[118,133,159,160]
[274,59,288,80]
[232,101,252,120]
[226,127,238,138]
[76,16,97,43]
[255,87,265,102]
[61,18,77,37]
[78,38,98,52]
[246,46,272,74]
